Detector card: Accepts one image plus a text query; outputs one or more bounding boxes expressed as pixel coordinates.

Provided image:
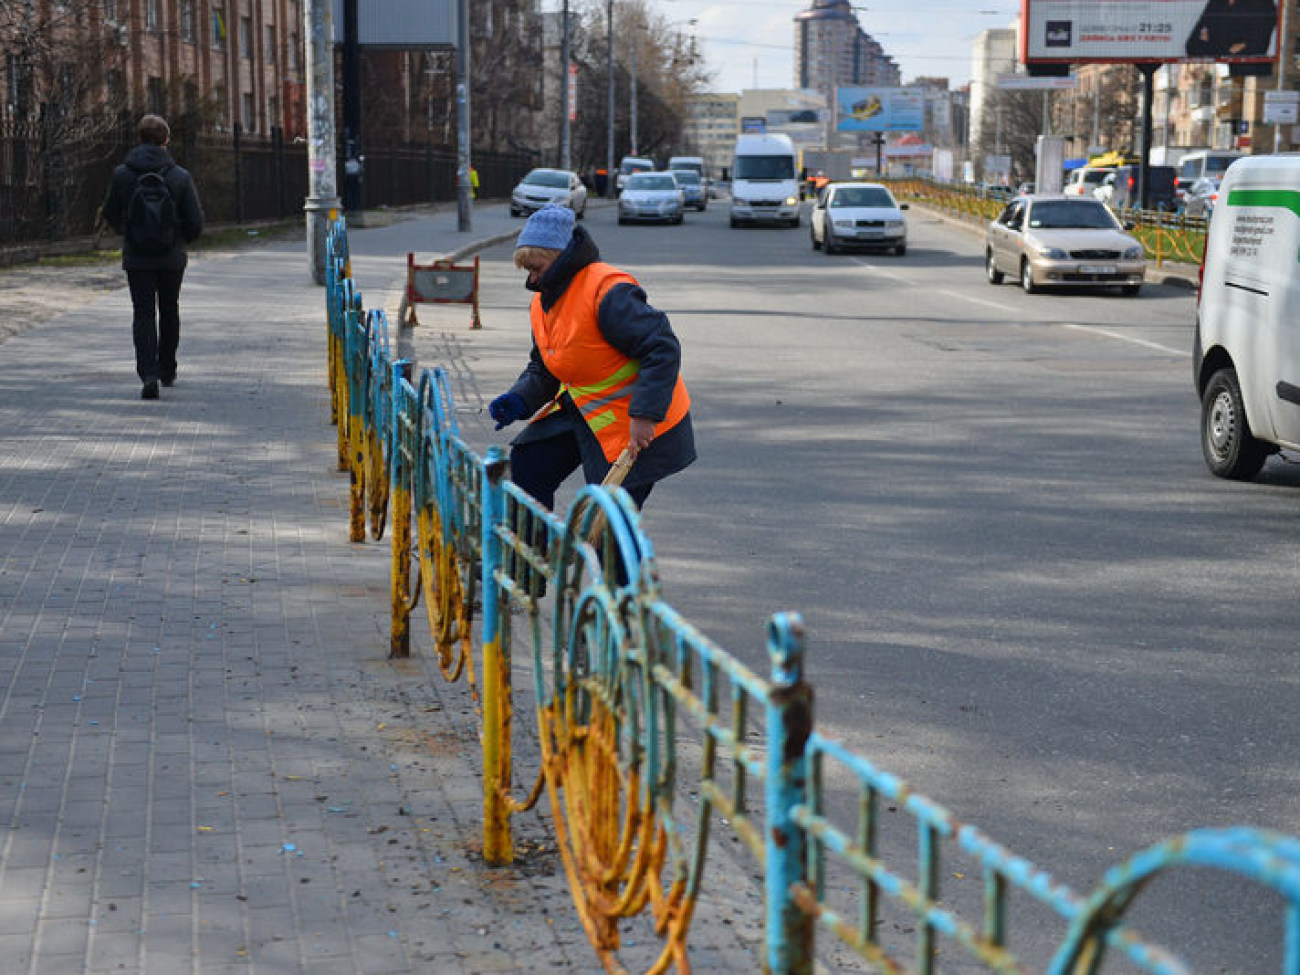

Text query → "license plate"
[1079,264,1116,274]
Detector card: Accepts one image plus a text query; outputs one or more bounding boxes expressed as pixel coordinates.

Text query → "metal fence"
[0,115,534,246]
[887,177,1209,267]
[323,217,1300,974]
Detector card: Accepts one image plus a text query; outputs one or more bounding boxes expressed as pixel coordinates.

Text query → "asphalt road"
[398,199,1298,972]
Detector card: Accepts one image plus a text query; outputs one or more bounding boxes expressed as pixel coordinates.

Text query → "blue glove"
[489,392,528,430]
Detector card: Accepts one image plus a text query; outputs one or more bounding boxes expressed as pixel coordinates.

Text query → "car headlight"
[784,196,799,206]
[1037,246,1068,260]
[886,220,904,229]
[1123,245,1143,260]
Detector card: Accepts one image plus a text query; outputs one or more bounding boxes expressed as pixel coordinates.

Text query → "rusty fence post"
[389,359,413,659]
[764,612,813,975]
[481,446,514,864]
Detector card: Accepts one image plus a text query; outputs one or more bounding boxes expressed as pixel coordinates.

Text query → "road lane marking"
[1060,322,1185,356]
[848,257,906,282]
[936,289,1013,313]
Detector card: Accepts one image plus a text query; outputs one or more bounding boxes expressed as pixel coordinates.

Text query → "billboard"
[332,0,456,48]
[834,87,924,132]
[767,109,827,126]
[1022,0,1279,64]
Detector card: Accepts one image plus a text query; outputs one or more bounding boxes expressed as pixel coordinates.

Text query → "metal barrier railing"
[323,217,1300,974]
[887,177,1208,268]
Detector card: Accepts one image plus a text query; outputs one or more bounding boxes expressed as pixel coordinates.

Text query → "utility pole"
[560,0,571,170]
[303,0,339,286]
[341,0,362,212]
[606,0,615,198]
[456,0,472,231]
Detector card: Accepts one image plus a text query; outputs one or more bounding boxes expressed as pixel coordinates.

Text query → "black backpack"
[126,167,177,256]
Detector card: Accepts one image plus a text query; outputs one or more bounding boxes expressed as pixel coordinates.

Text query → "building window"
[240,17,253,59]
[289,33,299,71]
[104,0,118,24]
[6,55,31,114]
[146,0,160,32]
[148,76,165,115]
[180,0,194,42]
[212,6,227,49]
[266,26,277,63]
[213,85,228,130]
[242,92,255,132]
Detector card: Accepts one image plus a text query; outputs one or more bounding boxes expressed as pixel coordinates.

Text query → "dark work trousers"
[127,267,185,382]
[509,431,653,511]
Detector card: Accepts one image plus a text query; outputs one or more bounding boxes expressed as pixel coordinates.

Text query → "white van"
[1177,150,1243,191]
[615,156,655,194]
[1194,155,1300,479]
[729,133,801,228]
[667,155,706,178]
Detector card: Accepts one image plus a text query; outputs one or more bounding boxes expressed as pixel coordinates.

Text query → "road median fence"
[323,218,1300,974]
[887,179,1208,267]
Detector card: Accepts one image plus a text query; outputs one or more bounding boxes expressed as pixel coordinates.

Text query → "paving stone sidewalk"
[0,205,769,974]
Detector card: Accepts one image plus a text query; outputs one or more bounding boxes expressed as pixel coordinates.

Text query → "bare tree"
[0,0,134,235]
[563,0,707,174]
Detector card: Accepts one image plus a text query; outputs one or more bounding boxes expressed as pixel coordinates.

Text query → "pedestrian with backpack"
[101,114,204,400]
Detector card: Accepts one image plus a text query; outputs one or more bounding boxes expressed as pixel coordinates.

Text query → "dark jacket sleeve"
[101,166,129,235]
[596,282,682,422]
[173,168,205,243]
[506,342,563,413]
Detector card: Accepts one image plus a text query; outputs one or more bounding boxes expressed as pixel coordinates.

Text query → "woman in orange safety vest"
[488,204,696,510]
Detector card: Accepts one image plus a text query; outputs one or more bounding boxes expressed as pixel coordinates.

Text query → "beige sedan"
[985,195,1146,296]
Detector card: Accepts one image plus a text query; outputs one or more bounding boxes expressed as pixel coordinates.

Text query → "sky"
[616,0,1021,93]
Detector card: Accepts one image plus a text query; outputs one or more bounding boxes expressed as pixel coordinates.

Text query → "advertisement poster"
[835,87,924,132]
[1022,0,1278,63]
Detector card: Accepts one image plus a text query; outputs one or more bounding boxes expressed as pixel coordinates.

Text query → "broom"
[586,447,634,543]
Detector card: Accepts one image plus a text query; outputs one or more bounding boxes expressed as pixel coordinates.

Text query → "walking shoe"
[160,374,176,387]
[141,379,160,400]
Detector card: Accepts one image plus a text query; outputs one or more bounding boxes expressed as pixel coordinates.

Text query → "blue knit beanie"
[517,204,575,251]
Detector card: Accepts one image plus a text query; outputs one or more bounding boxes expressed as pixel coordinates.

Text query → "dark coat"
[1185,0,1277,57]
[506,224,697,491]
[101,144,205,271]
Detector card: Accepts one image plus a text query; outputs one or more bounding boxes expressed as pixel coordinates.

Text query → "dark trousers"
[510,432,653,510]
[127,267,185,382]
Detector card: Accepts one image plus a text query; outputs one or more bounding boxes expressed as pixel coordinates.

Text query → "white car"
[510,168,587,218]
[809,182,908,255]
[617,172,684,225]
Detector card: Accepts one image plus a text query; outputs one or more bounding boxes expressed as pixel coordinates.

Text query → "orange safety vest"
[529,262,690,462]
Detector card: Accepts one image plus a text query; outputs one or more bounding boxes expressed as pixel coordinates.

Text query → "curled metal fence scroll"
[323,218,1300,974]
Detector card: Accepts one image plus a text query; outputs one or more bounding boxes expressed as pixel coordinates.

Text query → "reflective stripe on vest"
[529,263,690,461]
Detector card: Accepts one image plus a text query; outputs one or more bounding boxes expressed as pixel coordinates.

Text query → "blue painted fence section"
[324,218,1300,974]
